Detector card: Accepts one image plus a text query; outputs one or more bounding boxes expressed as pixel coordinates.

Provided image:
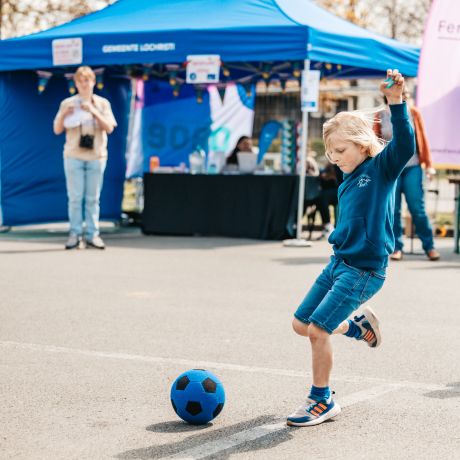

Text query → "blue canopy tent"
[0,0,420,228]
[0,0,419,75]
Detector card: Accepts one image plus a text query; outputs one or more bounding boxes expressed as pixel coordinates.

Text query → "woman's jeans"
[64,158,107,239]
[393,164,434,253]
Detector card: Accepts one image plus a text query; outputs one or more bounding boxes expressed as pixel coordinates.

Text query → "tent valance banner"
[417,0,460,168]
[0,0,420,77]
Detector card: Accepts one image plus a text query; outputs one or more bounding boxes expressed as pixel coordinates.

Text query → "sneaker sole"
[363,306,382,347]
[65,238,85,250]
[87,243,105,250]
[286,403,341,427]
[65,243,83,250]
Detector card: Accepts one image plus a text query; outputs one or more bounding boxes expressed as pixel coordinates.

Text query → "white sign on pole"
[52,38,83,66]
[186,55,221,84]
[301,69,320,112]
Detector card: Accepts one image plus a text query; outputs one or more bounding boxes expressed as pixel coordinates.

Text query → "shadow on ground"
[146,420,212,433]
[390,249,460,266]
[424,382,460,399]
[0,248,64,254]
[408,262,460,270]
[0,226,272,251]
[117,415,295,459]
[272,256,329,266]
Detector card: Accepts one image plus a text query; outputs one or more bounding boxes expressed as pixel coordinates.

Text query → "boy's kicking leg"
[336,306,382,348]
[292,305,381,347]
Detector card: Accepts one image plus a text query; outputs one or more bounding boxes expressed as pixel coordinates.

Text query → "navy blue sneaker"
[352,306,382,348]
[287,395,341,427]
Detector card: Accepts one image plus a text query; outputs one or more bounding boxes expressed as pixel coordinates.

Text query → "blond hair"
[74,66,96,82]
[323,110,386,160]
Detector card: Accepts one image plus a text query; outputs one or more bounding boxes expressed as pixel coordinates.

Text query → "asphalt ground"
[1,227,459,459]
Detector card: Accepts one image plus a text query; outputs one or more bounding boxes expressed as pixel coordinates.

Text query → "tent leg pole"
[284,59,312,248]
[296,59,310,240]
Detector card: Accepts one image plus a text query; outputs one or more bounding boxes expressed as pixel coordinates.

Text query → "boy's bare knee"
[308,323,330,341]
[292,318,309,336]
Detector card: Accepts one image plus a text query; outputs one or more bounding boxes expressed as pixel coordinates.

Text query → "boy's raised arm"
[376,69,416,180]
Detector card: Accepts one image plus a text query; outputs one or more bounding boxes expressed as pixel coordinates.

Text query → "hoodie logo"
[357,174,371,188]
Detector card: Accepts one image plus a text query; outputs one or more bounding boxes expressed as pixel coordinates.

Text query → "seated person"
[305,151,320,177]
[226,136,254,165]
[315,163,339,239]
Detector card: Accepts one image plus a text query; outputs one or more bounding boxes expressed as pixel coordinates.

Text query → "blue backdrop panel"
[0,71,129,226]
[142,80,211,168]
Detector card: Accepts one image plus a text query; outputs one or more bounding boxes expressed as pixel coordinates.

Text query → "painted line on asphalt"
[0,340,444,391]
[165,384,399,460]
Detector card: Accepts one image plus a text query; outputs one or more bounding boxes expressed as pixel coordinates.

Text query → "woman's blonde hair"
[74,66,96,82]
[323,109,386,161]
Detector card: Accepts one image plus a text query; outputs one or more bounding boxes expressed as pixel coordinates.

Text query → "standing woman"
[54,66,117,250]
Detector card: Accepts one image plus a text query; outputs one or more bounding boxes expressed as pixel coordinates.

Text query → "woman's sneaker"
[351,306,382,348]
[87,235,105,250]
[65,234,83,250]
[287,395,341,427]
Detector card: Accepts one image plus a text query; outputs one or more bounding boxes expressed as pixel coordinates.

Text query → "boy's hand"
[380,68,404,104]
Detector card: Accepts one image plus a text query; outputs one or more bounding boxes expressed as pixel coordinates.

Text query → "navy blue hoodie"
[328,103,416,270]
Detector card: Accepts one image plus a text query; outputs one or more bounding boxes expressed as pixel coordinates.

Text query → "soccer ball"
[170,369,225,425]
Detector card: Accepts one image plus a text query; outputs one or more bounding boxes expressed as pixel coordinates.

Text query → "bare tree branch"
[1,0,116,39]
[316,0,432,44]
[316,0,371,28]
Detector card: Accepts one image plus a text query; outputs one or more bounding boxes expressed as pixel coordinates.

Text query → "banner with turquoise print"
[208,83,255,158]
[127,80,254,176]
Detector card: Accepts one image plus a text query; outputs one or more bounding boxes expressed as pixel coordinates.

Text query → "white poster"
[301,69,320,112]
[52,38,83,66]
[186,55,221,84]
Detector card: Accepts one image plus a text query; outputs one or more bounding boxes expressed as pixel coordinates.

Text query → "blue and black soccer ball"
[170,369,225,425]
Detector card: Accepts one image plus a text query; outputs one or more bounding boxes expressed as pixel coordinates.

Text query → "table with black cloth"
[142,173,298,240]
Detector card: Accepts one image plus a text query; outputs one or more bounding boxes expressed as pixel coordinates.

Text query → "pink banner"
[417,0,460,168]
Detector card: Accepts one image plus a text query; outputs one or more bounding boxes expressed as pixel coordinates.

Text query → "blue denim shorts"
[294,256,386,334]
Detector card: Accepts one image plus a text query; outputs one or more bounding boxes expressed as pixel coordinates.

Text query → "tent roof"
[0,0,419,76]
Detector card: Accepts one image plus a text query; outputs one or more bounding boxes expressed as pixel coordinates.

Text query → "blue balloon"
[170,369,225,425]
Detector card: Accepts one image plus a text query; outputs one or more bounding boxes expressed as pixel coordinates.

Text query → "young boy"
[287,69,415,427]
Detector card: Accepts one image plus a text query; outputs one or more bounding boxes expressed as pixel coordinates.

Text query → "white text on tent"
[102,43,176,53]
